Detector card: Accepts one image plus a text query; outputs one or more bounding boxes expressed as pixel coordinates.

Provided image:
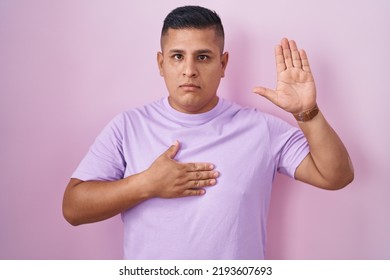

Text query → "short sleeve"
[264,114,310,178]
[71,114,126,181]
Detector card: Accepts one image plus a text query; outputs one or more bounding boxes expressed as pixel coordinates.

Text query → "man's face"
[158,28,228,114]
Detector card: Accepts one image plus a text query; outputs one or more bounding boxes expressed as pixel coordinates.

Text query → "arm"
[294,111,354,189]
[62,141,219,225]
[253,38,354,190]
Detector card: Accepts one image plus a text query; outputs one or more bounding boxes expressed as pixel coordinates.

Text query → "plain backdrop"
[1,0,389,259]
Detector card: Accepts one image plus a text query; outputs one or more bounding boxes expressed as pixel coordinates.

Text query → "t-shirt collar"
[162,96,225,125]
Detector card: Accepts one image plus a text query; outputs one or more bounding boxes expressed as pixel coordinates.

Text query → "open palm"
[253,38,317,114]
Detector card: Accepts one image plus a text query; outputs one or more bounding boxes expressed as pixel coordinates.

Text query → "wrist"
[125,171,156,201]
[293,104,319,122]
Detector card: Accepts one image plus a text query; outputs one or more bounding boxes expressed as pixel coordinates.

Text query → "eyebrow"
[167,49,214,54]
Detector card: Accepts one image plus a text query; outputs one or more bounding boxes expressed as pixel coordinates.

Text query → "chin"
[169,93,216,114]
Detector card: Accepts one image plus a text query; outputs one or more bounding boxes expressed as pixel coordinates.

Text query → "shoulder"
[220,99,300,134]
[112,99,164,125]
[221,98,272,124]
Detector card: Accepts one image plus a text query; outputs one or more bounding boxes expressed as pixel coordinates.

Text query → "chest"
[122,118,276,195]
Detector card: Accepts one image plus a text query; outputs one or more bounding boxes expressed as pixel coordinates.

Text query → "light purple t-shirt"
[72,97,309,259]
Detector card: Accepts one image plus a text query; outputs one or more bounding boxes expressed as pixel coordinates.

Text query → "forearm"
[62,172,151,226]
[296,111,354,189]
[63,142,219,225]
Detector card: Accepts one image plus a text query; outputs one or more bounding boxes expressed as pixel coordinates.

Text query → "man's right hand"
[63,141,219,226]
[143,141,219,198]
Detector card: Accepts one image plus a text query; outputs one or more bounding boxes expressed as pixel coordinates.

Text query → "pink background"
[1,0,389,259]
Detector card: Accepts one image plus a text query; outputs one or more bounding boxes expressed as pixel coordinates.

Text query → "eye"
[197,55,209,61]
[172,54,183,60]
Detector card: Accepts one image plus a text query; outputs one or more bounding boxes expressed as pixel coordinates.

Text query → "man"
[63,6,353,259]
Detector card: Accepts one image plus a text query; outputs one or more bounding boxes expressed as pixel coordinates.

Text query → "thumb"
[252,87,277,104]
[164,140,180,159]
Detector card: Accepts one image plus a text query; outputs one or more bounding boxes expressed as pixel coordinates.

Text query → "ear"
[157,51,164,77]
[220,52,229,77]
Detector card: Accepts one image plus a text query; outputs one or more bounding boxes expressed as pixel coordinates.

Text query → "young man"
[63,6,353,259]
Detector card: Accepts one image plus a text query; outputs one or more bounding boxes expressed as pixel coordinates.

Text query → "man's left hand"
[253,38,317,114]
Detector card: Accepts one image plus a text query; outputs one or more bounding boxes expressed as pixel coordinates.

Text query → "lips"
[179,83,200,90]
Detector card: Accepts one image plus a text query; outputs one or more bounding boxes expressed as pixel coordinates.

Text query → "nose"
[183,59,198,78]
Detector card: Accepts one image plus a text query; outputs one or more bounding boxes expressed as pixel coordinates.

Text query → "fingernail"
[209,164,215,169]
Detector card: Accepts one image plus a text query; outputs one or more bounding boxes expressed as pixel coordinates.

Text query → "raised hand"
[253,38,317,114]
[143,141,219,198]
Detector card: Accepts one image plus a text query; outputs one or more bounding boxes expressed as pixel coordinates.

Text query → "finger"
[190,178,217,188]
[289,40,302,69]
[182,188,206,197]
[275,45,286,73]
[300,49,311,72]
[252,87,278,104]
[189,170,219,181]
[281,38,293,68]
[179,178,218,197]
[185,162,215,172]
[164,140,180,159]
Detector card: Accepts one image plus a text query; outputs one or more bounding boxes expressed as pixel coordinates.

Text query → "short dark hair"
[161,6,225,50]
